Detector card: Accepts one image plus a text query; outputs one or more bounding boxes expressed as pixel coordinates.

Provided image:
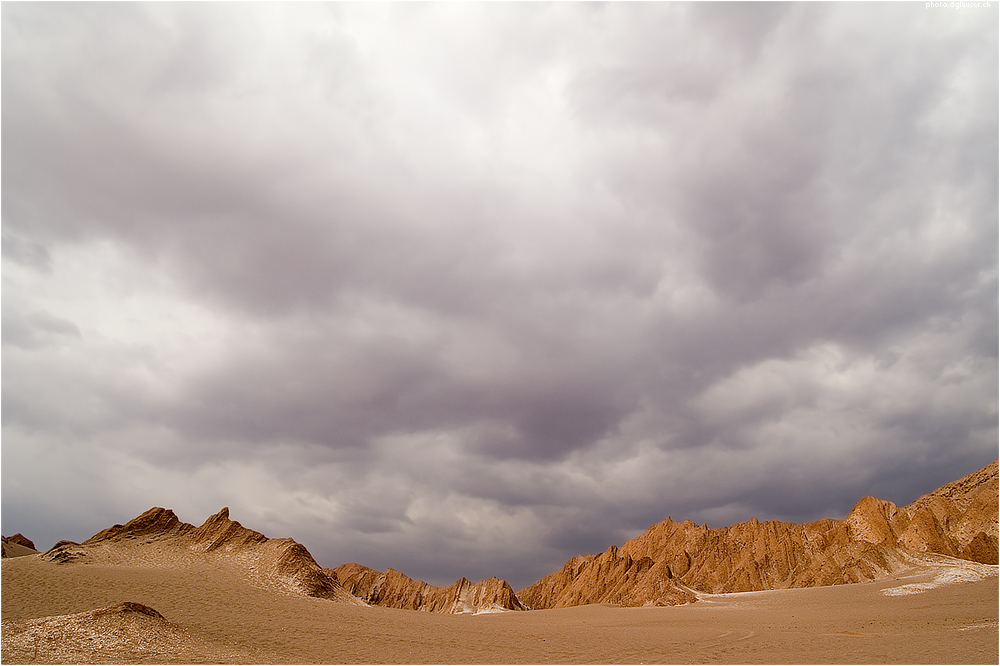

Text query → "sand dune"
[2,552,996,664]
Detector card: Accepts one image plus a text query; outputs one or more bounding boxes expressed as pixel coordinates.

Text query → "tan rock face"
[845,461,999,564]
[516,544,698,610]
[518,517,908,609]
[520,461,998,609]
[331,563,525,614]
[84,507,192,544]
[41,507,361,604]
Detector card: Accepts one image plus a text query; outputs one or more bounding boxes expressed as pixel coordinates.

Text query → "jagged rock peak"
[84,507,191,544]
[39,506,362,605]
[520,461,998,610]
[201,507,231,524]
[845,496,903,545]
[1,533,39,559]
[189,506,268,552]
[332,563,525,614]
[3,533,37,550]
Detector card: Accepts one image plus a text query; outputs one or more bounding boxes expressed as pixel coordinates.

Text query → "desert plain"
[4,461,998,664]
[2,547,997,664]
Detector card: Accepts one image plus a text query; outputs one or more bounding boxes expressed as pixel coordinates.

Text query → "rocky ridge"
[1,533,38,559]
[846,460,998,564]
[20,461,997,613]
[518,461,999,609]
[330,563,525,614]
[41,507,360,604]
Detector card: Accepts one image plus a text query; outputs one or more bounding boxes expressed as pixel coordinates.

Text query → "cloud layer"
[3,3,996,589]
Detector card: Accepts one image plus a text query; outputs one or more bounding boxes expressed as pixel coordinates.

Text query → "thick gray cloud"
[2,2,996,589]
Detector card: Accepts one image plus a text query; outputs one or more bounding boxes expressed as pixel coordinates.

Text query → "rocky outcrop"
[84,507,193,544]
[331,563,525,613]
[183,507,355,601]
[1,533,38,559]
[0,602,261,664]
[516,546,698,610]
[3,533,37,550]
[41,507,361,604]
[518,516,907,609]
[846,460,998,564]
[520,461,998,609]
[2,602,176,663]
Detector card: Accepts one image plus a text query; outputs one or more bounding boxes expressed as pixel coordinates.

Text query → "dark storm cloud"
[2,2,996,588]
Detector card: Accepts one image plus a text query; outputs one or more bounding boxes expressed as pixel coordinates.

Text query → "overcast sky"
[2,2,997,590]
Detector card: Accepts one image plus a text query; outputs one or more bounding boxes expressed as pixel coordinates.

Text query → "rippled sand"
[2,554,996,664]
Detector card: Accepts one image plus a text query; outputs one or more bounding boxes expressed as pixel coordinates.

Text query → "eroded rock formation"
[331,563,525,614]
[3,533,37,550]
[846,460,998,564]
[1,533,38,558]
[519,461,998,609]
[41,507,361,604]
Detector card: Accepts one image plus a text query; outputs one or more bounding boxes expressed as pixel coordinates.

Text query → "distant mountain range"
[22,460,998,614]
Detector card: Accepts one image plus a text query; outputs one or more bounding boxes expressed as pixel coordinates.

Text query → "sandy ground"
[2,553,997,664]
